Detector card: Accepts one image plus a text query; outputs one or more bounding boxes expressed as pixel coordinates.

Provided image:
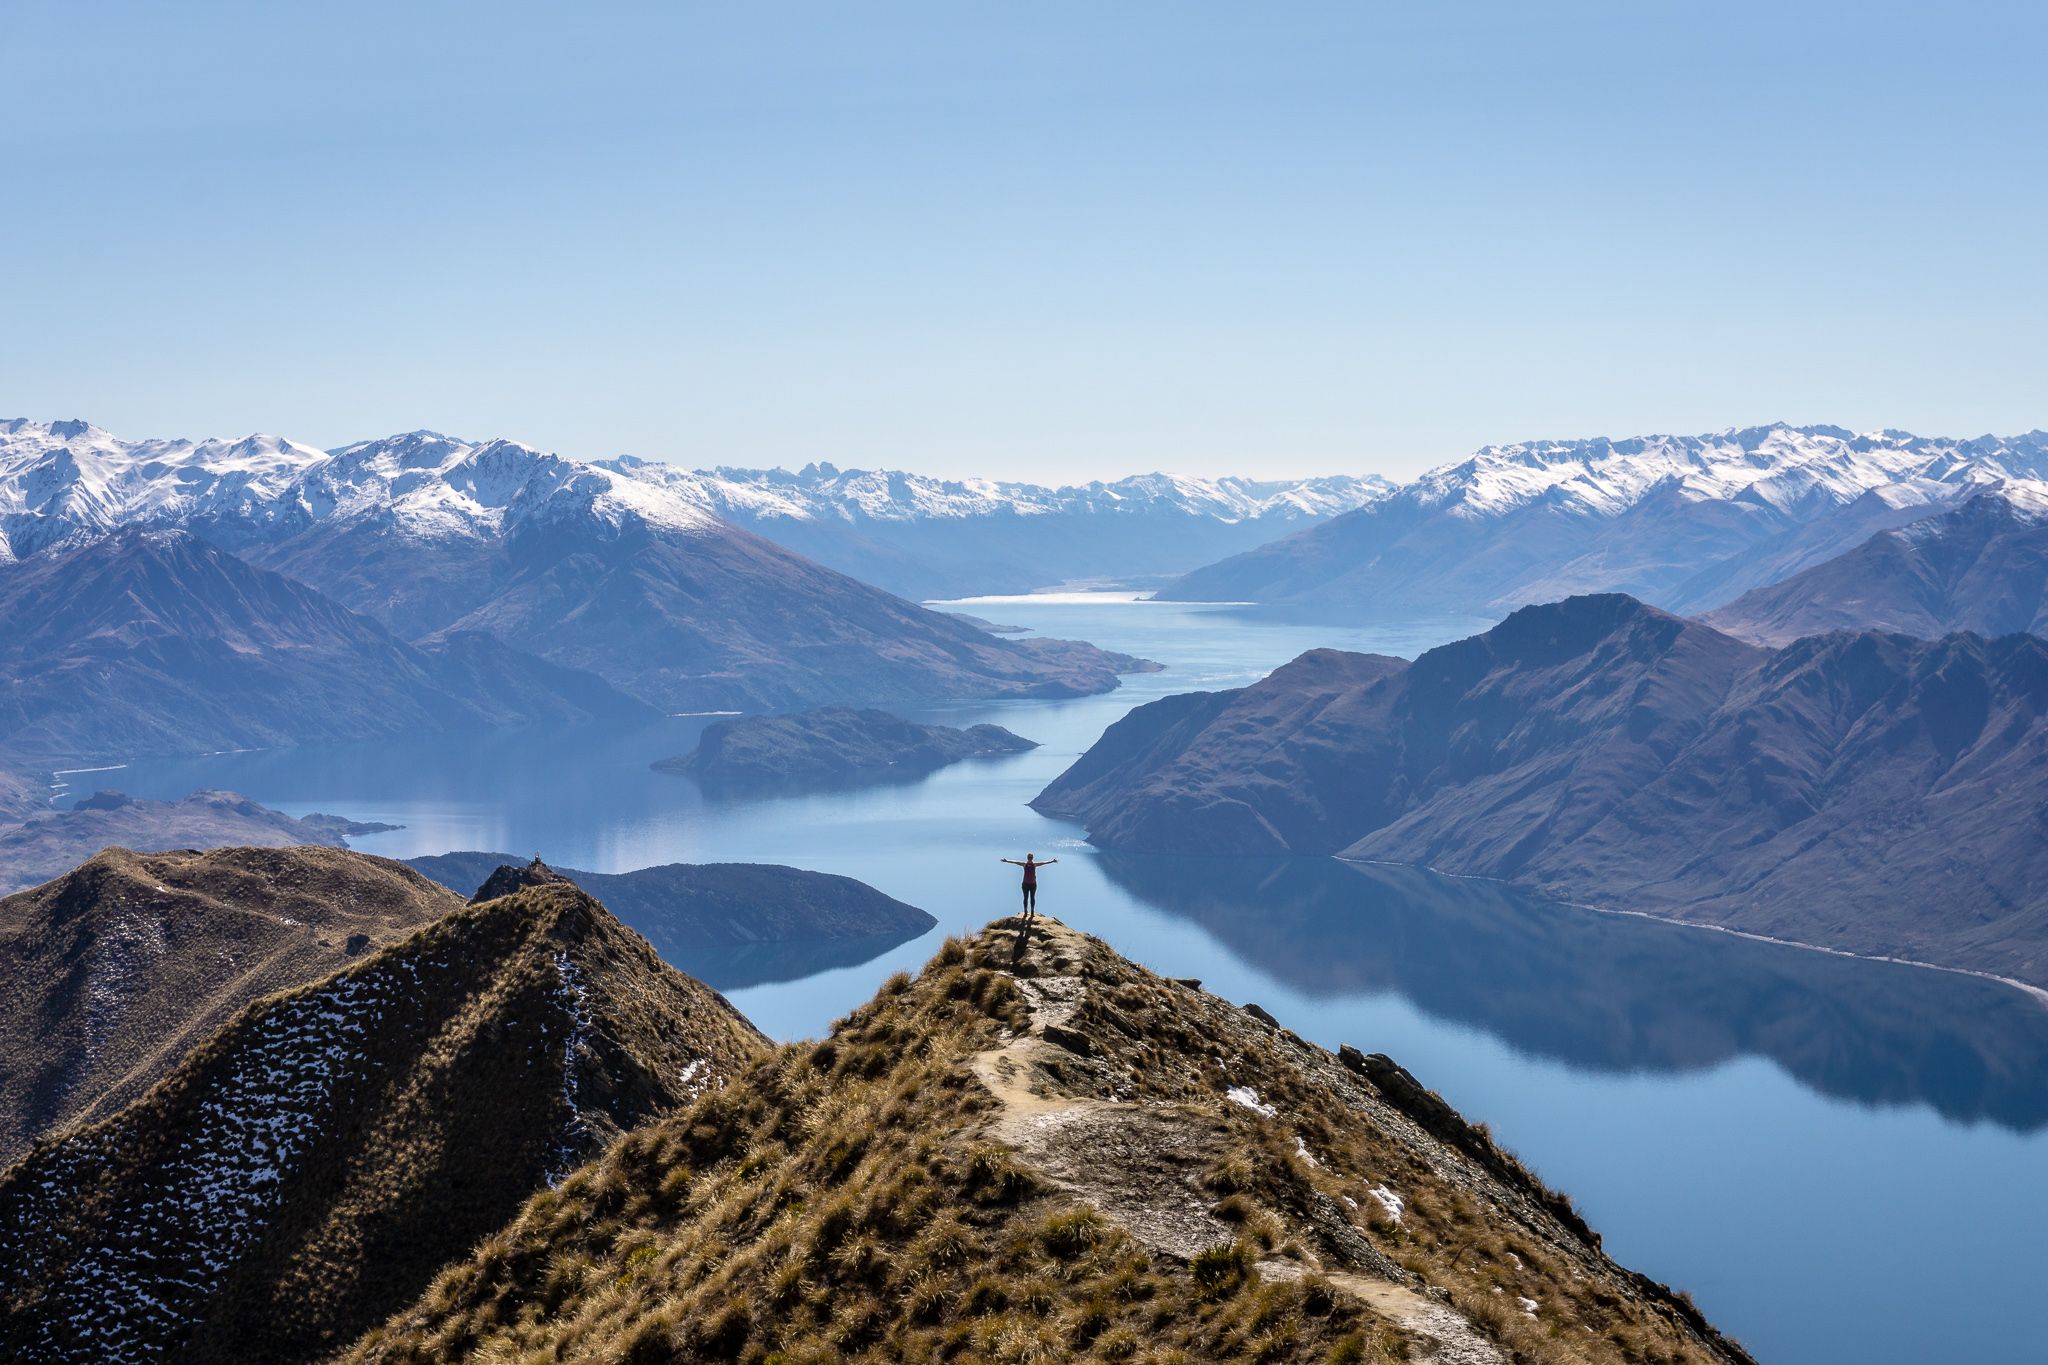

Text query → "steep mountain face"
[1702,490,2048,645]
[0,418,326,562]
[0,528,648,765]
[0,846,460,1165]
[340,916,1748,1365]
[610,457,1395,598]
[0,790,399,895]
[401,852,937,983]
[659,706,1037,785]
[1160,424,2048,617]
[1037,596,2048,987]
[0,873,768,1365]
[434,514,1155,712]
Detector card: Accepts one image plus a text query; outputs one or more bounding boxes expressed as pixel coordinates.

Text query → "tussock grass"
[340,918,1751,1365]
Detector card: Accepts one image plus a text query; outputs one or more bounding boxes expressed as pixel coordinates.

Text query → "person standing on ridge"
[1000,853,1056,920]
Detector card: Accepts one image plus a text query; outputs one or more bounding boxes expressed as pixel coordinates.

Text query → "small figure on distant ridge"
[1000,852,1057,920]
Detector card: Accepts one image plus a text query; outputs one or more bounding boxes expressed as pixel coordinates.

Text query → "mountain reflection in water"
[1094,852,2048,1133]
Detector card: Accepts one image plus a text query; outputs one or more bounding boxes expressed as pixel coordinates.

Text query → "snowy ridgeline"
[10,416,2048,569]
[0,941,624,1362]
[0,418,1392,562]
[1401,425,2048,522]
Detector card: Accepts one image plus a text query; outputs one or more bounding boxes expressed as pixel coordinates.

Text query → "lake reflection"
[1095,852,2048,1132]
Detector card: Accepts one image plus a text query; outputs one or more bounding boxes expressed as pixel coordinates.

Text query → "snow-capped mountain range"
[1162,423,2048,616]
[609,456,1388,525]
[0,420,1390,593]
[0,420,725,562]
[1406,424,2048,522]
[14,416,2048,612]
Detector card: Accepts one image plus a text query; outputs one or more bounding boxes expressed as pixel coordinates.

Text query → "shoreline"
[1337,855,2048,1010]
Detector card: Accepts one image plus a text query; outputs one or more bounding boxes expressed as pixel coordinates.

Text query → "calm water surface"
[113,597,2048,1365]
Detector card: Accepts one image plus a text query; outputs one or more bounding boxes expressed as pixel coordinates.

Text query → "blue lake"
[110,596,2048,1365]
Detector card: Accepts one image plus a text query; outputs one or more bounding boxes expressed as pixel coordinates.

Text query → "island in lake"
[656,706,1038,787]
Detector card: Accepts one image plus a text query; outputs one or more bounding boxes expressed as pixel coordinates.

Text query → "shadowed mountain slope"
[1703,490,2048,645]
[0,766,41,822]
[339,916,1748,1365]
[0,528,647,766]
[0,872,768,1364]
[428,516,1154,713]
[0,846,460,1166]
[1037,595,2048,987]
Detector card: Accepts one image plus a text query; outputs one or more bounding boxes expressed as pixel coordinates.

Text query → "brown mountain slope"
[1036,594,2048,988]
[340,916,1749,1365]
[0,845,459,1165]
[0,871,768,1364]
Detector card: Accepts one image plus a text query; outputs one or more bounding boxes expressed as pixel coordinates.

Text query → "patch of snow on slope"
[546,949,596,1186]
[1225,1085,1278,1118]
[5,964,400,1359]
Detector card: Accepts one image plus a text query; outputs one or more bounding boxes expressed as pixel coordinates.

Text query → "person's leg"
[1024,884,1036,916]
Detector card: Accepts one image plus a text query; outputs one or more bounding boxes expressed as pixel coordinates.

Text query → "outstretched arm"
[1000,858,1021,866]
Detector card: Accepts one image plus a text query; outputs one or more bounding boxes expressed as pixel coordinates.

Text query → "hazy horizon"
[6,2,2044,481]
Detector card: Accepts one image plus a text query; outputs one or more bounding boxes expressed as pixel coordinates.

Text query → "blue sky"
[3,2,2042,480]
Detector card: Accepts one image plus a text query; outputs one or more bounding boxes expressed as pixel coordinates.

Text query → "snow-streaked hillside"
[1409,424,2048,522]
[0,422,725,560]
[0,419,1386,557]
[1163,423,2048,616]
[607,456,1391,526]
[0,418,326,560]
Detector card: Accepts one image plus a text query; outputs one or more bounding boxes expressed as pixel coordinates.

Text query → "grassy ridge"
[341,916,1750,1365]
